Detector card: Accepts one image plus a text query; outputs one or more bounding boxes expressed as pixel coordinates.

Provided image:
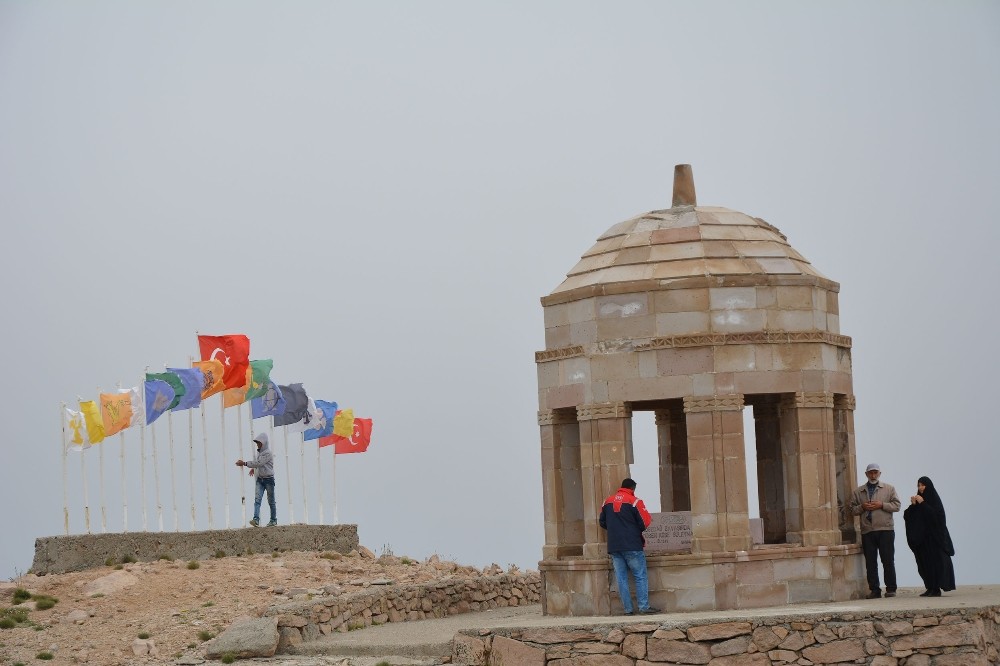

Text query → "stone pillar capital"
[576,402,631,421]
[782,391,835,410]
[538,409,579,426]
[834,394,857,411]
[682,394,744,413]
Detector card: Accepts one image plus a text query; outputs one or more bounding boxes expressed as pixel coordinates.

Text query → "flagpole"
[282,425,294,524]
[151,412,164,532]
[60,403,69,535]
[139,372,148,532]
[167,401,179,531]
[220,393,230,529]
[316,438,324,525]
[331,448,338,525]
[300,432,308,524]
[79,395,91,534]
[97,386,107,533]
[117,381,128,533]
[200,398,213,530]
[237,403,246,526]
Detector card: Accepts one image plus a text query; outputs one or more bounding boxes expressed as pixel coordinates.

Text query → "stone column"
[655,404,690,512]
[683,394,751,553]
[834,394,858,544]
[779,391,841,547]
[577,402,632,559]
[539,409,584,560]
[751,397,786,544]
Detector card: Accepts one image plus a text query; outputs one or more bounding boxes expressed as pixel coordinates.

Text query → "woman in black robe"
[903,476,956,597]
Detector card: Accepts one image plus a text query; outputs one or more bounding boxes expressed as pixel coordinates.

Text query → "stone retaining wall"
[31,525,358,574]
[269,572,542,653]
[454,606,1000,665]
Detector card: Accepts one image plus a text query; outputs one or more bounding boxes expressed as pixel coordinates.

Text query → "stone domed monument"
[536,165,865,616]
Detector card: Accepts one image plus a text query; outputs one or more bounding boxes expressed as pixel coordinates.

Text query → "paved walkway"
[253,585,1000,666]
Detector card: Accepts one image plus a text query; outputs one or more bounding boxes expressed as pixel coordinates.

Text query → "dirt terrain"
[0,547,500,665]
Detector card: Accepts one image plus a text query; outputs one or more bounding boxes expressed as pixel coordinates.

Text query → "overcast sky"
[1,2,998,588]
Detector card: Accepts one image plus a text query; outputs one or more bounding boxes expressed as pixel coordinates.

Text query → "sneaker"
[639,607,661,615]
[623,610,634,616]
[866,590,881,599]
[249,518,259,527]
[885,591,897,597]
[266,520,277,527]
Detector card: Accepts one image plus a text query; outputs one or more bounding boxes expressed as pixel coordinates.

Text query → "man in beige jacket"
[850,463,902,599]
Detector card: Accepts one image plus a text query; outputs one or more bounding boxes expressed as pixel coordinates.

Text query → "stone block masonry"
[455,605,1000,665]
[32,524,358,574]
[270,571,541,653]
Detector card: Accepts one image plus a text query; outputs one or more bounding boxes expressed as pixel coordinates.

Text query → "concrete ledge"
[31,524,359,574]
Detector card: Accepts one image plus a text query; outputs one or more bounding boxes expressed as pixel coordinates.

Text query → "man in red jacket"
[599,478,660,615]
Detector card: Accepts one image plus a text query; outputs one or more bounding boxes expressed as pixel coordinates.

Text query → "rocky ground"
[0,546,507,666]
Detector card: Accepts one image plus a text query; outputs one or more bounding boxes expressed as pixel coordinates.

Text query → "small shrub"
[271,552,279,558]
[90,593,105,598]
[12,588,31,604]
[0,618,16,629]
[36,652,54,660]
[376,661,391,666]
[187,561,200,570]
[32,595,57,611]
[137,631,150,639]
[114,564,123,570]
[214,550,226,559]
[158,554,174,561]
[104,557,116,567]
[400,556,413,565]
[202,601,214,607]
[197,630,214,642]
[121,554,137,564]
[220,652,236,664]
[1,608,30,625]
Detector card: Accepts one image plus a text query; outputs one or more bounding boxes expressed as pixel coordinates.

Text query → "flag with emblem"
[192,359,225,398]
[146,371,184,410]
[79,400,105,443]
[251,381,286,418]
[303,400,337,441]
[272,383,308,426]
[144,379,175,425]
[321,417,373,454]
[64,407,92,451]
[245,359,273,401]
[197,334,250,389]
[100,391,134,436]
[332,408,354,437]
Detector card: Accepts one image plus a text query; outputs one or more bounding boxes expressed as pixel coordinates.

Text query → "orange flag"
[100,392,134,436]
[192,359,226,399]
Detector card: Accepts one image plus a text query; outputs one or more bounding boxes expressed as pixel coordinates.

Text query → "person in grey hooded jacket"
[236,433,276,527]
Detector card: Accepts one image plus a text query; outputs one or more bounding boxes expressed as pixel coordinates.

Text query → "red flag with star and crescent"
[320,417,373,454]
[197,334,250,389]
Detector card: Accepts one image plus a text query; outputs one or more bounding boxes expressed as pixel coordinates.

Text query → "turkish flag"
[197,334,250,389]
[320,417,372,454]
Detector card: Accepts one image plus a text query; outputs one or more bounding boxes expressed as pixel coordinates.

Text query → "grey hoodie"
[245,432,274,478]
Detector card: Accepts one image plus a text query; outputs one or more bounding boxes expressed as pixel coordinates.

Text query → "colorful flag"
[64,407,91,451]
[167,367,204,411]
[303,400,337,441]
[321,417,373,454]
[100,391,134,436]
[222,367,252,408]
[119,386,143,427]
[146,371,184,410]
[197,334,250,389]
[245,359,273,401]
[79,400,105,443]
[251,381,286,419]
[192,359,225,398]
[333,408,354,437]
[272,383,308,427]
[287,398,318,434]
[144,379,175,425]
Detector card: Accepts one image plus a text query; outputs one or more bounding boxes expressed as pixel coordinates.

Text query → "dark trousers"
[862,529,896,592]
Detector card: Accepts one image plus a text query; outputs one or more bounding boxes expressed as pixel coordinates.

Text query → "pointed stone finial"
[672,164,696,207]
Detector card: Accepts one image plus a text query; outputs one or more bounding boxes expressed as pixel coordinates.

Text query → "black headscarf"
[915,476,955,557]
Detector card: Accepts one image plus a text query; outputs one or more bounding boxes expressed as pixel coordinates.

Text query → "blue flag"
[273,383,308,427]
[251,381,286,419]
[303,399,337,441]
[144,379,175,425]
[167,367,204,411]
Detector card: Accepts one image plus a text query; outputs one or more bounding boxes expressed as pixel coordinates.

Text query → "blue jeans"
[610,550,649,613]
[254,476,276,523]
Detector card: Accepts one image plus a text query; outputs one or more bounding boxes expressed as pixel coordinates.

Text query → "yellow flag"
[79,400,106,443]
[223,368,252,408]
[192,359,226,399]
[333,408,354,437]
[100,392,133,436]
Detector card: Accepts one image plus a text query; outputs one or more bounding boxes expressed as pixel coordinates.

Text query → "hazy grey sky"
[2,2,998,587]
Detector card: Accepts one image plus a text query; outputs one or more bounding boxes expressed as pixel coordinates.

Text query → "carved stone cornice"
[535,346,585,363]
[538,410,579,426]
[535,331,851,363]
[637,331,852,352]
[834,394,857,411]
[654,408,682,425]
[782,391,835,409]
[576,403,631,421]
[683,394,744,413]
